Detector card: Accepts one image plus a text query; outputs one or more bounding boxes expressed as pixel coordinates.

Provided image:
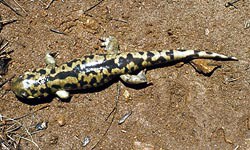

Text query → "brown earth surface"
[0,0,250,149]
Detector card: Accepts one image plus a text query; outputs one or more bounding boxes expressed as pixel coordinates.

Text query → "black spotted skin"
[11,49,237,99]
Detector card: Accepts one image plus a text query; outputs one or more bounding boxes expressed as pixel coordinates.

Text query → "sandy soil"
[0,0,249,149]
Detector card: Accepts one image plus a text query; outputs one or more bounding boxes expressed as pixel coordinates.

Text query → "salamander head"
[11,73,49,99]
[11,75,35,99]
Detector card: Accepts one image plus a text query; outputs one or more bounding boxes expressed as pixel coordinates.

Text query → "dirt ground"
[0,0,249,149]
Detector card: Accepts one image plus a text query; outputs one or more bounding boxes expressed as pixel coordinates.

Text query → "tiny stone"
[205,28,209,35]
[2,82,11,91]
[35,122,47,131]
[57,116,66,127]
[118,111,132,125]
[82,136,90,147]
[244,20,250,29]
[134,141,154,150]
[121,130,127,133]
[123,90,130,99]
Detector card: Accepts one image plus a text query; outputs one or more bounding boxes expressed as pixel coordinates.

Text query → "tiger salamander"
[11,37,237,99]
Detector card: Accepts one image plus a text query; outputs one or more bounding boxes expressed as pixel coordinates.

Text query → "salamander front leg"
[56,90,70,99]
[45,52,57,68]
[100,36,119,54]
[120,69,147,84]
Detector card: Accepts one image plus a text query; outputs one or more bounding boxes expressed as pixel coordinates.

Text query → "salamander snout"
[11,76,32,99]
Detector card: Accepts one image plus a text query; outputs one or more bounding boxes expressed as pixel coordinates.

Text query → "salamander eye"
[20,91,28,98]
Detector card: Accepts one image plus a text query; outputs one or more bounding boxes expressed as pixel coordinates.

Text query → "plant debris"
[0,39,13,76]
[118,111,132,125]
[0,0,22,16]
[190,59,221,75]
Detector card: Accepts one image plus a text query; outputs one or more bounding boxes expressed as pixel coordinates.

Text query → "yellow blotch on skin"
[151,51,160,61]
[111,68,125,74]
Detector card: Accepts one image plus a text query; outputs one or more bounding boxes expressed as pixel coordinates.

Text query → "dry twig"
[84,0,104,14]
[0,0,21,16]
[0,105,48,149]
[91,82,120,150]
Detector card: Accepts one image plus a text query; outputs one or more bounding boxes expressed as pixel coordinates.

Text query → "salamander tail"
[171,49,238,61]
[194,50,238,61]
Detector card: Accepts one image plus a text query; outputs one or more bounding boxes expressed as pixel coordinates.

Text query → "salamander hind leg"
[120,69,147,84]
[100,36,119,54]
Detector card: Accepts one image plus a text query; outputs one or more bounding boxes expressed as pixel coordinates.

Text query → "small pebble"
[123,90,130,99]
[118,111,132,125]
[205,28,210,35]
[35,122,47,131]
[121,130,127,133]
[245,20,250,29]
[83,17,99,32]
[134,141,154,150]
[82,136,90,147]
[57,116,66,127]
